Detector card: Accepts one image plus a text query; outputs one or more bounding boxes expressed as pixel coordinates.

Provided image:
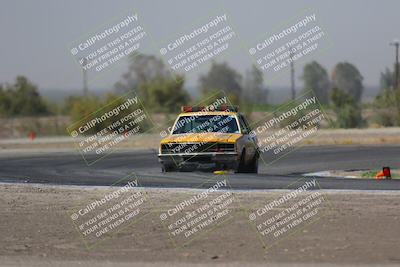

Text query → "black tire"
[162,164,177,172]
[246,152,259,173]
[235,150,247,173]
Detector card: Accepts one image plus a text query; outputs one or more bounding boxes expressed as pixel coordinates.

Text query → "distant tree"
[243,65,267,104]
[302,61,330,104]
[115,54,190,112]
[0,76,49,116]
[66,92,153,135]
[380,68,394,91]
[137,76,189,113]
[374,67,400,126]
[374,88,398,126]
[331,87,363,128]
[331,62,363,102]
[0,85,12,116]
[116,54,171,93]
[199,61,242,103]
[67,95,103,124]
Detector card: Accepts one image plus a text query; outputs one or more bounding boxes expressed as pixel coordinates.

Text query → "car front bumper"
[158,152,239,168]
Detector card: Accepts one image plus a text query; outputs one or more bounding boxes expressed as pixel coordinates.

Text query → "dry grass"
[1,128,400,151]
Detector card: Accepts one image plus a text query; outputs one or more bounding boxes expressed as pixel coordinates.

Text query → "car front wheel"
[246,152,259,173]
[162,164,178,172]
[235,150,247,173]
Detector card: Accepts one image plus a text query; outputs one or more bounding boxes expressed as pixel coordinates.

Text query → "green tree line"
[1,53,398,130]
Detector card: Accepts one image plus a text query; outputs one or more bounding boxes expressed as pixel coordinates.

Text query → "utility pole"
[289,50,296,100]
[82,57,88,97]
[390,39,400,124]
[390,40,399,90]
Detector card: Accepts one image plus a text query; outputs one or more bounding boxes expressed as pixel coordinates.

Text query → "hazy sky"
[1,0,399,92]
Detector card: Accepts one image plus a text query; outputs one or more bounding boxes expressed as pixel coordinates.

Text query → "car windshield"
[172,115,240,134]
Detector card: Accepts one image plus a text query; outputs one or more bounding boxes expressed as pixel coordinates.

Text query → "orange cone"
[375,171,385,180]
[28,131,36,141]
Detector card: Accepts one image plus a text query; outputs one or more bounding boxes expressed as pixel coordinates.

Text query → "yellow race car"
[158,106,259,173]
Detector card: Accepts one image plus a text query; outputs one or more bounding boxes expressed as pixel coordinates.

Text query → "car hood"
[160,133,242,144]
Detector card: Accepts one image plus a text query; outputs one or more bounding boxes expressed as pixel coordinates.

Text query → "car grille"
[161,142,235,154]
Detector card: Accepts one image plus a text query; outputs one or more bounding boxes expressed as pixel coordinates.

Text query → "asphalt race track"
[1,145,399,190]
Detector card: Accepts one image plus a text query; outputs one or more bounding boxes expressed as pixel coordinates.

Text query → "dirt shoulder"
[0,183,400,266]
[1,127,400,151]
